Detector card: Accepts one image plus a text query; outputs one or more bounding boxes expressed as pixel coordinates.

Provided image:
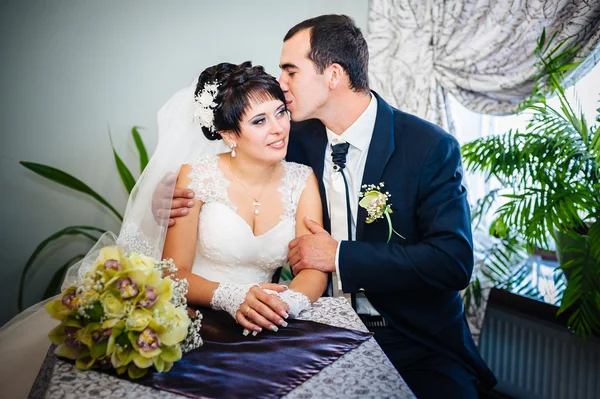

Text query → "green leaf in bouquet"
[75,354,96,370]
[160,344,182,363]
[128,363,149,379]
[153,356,165,373]
[115,332,131,349]
[63,318,83,328]
[163,361,174,373]
[115,365,128,375]
[102,318,124,330]
[19,162,123,221]
[133,354,154,369]
[91,340,109,359]
[112,347,136,368]
[106,324,125,356]
[86,301,104,322]
[48,324,67,345]
[55,343,87,360]
[109,129,136,194]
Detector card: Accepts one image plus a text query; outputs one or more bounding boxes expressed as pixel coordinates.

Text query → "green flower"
[100,292,127,319]
[158,304,191,346]
[116,277,140,300]
[92,246,125,275]
[126,308,153,332]
[45,287,78,321]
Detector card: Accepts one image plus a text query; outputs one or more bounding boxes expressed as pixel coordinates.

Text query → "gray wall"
[0,0,369,326]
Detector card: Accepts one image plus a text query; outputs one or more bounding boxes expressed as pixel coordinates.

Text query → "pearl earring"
[230,143,237,158]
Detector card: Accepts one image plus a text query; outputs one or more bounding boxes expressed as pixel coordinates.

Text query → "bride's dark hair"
[195,61,286,141]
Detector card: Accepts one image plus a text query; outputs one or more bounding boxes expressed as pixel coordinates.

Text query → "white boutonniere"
[358,183,405,243]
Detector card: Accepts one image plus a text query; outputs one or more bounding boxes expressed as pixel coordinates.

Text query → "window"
[450,62,600,304]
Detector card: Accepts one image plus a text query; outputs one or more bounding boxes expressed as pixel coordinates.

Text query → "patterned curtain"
[367,0,600,131]
[367,0,600,342]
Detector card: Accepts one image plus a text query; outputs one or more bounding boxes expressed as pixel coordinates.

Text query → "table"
[29,298,415,399]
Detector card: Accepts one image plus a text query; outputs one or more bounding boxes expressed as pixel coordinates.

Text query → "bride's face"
[228,98,290,163]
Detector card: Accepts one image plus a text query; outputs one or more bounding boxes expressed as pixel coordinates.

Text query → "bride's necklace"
[228,155,276,215]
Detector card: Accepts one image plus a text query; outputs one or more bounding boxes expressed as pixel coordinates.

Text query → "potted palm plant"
[461,30,600,339]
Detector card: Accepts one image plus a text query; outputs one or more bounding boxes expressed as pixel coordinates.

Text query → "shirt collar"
[326,93,377,152]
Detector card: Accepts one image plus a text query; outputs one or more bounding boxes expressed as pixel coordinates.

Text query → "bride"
[160,61,328,335]
[0,61,327,396]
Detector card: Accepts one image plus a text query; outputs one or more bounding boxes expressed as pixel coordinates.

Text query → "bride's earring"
[230,143,237,158]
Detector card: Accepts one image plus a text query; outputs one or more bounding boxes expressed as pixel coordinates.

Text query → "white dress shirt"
[323,94,379,314]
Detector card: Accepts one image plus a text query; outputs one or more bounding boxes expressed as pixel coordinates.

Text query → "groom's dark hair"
[284,15,369,93]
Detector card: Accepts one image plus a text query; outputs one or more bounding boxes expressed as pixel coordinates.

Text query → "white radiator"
[479,306,600,399]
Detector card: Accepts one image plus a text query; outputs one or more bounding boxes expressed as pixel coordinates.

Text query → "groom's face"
[279,29,330,122]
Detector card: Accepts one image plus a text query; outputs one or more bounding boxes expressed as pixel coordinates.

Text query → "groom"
[170,14,496,398]
[279,15,496,398]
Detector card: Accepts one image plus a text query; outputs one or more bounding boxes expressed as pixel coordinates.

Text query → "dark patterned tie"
[331,142,353,240]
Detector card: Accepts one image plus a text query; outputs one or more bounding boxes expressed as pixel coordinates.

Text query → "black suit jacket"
[286,92,497,390]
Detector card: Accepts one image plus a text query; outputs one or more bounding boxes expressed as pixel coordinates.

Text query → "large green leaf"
[19,162,123,221]
[109,130,136,194]
[131,126,149,174]
[18,225,106,310]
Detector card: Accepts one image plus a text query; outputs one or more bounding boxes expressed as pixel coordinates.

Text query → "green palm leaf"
[462,29,600,338]
[131,126,149,173]
[19,162,123,221]
[18,225,106,310]
[109,130,136,194]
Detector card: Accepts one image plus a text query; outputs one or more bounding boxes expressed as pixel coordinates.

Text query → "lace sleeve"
[186,154,229,204]
[280,162,314,219]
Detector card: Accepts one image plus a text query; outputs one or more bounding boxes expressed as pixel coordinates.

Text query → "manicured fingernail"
[270,325,279,332]
[281,311,289,319]
[279,320,288,328]
[252,331,259,336]
[181,208,188,215]
[187,201,194,207]
[188,192,194,198]
[243,329,249,336]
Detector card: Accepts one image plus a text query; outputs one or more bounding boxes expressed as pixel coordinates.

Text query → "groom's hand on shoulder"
[288,217,337,275]
[151,172,196,227]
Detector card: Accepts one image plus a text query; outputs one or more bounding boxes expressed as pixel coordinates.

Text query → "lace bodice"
[186,154,312,285]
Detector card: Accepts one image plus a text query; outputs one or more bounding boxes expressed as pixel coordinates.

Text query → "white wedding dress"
[185,154,312,285]
[0,154,313,398]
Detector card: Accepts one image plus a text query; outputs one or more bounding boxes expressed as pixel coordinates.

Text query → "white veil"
[61,82,229,288]
[2,82,228,334]
[0,82,228,391]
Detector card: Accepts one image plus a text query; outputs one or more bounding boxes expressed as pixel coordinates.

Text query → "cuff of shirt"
[335,241,343,291]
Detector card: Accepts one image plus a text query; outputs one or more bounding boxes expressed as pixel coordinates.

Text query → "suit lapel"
[302,122,331,232]
[356,92,396,241]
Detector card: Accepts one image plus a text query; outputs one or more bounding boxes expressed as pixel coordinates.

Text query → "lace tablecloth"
[29,298,414,399]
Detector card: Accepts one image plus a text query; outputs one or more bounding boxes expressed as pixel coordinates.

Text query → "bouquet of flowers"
[45,246,202,379]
